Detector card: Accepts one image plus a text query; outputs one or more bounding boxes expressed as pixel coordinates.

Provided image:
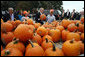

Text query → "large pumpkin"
[62,39,81,56]
[1,48,23,56]
[25,40,44,56]
[14,24,33,43]
[49,29,61,42]
[40,14,46,21]
[5,38,25,53]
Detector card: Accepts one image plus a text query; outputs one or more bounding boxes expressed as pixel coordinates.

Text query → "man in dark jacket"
[71,9,76,20]
[2,7,19,22]
[35,8,44,24]
[65,9,70,19]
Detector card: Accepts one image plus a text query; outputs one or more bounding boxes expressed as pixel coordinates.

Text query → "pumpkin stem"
[13,39,19,44]
[45,38,48,43]
[70,39,75,43]
[75,23,79,27]
[4,50,10,56]
[29,40,34,47]
[12,37,16,41]
[50,41,56,51]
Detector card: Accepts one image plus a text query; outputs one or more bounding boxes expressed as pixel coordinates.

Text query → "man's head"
[50,9,54,15]
[73,9,75,12]
[39,8,44,13]
[8,7,13,14]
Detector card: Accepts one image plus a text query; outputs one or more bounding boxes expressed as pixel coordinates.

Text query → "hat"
[23,11,27,15]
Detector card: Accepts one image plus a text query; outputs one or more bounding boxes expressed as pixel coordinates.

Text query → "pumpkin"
[27,19,34,25]
[1,32,15,45]
[78,41,84,54]
[25,40,44,56]
[66,32,80,41]
[5,38,25,53]
[37,26,48,37]
[14,24,33,43]
[26,40,39,51]
[28,25,35,32]
[62,30,70,41]
[41,38,53,50]
[42,35,53,41]
[81,33,84,41]
[78,23,84,33]
[81,17,84,23]
[32,33,42,45]
[62,39,81,56]
[67,23,78,32]
[61,19,71,28]
[1,18,4,23]
[1,48,23,56]
[44,41,64,56]
[56,25,64,32]
[34,23,41,29]
[15,20,22,27]
[1,22,13,32]
[49,29,61,42]
[1,45,3,51]
[40,14,46,21]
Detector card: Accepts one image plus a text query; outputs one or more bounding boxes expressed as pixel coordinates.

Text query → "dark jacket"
[65,12,70,18]
[35,12,43,24]
[2,12,19,22]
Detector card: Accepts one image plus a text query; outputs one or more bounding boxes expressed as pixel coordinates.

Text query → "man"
[3,7,19,22]
[61,10,65,20]
[35,8,44,24]
[71,9,76,20]
[65,9,70,19]
[47,9,56,24]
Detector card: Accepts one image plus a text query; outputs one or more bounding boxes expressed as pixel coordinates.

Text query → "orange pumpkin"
[41,38,53,50]
[37,26,48,37]
[81,17,84,23]
[1,48,23,56]
[62,30,70,41]
[61,19,71,28]
[78,23,84,33]
[44,41,64,56]
[1,22,13,32]
[25,40,44,56]
[5,38,25,53]
[67,23,78,32]
[81,33,84,41]
[1,32,15,45]
[34,23,41,29]
[28,25,35,32]
[78,41,84,54]
[66,32,80,41]
[1,19,4,23]
[40,14,46,21]
[42,35,53,41]
[49,29,61,42]
[27,19,34,25]
[32,33,42,45]
[56,25,65,32]
[15,20,22,27]
[14,24,33,43]
[62,39,81,56]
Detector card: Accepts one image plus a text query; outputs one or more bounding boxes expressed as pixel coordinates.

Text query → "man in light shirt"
[47,9,56,24]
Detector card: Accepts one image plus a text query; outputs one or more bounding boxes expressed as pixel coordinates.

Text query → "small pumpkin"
[62,39,81,56]
[41,38,53,50]
[25,40,44,56]
[40,14,46,21]
[44,41,64,56]
[56,25,64,32]
[32,33,42,45]
[1,48,23,56]
[27,19,34,25]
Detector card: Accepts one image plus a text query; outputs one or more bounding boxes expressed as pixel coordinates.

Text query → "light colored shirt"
[47,14,55,23]
[10,14,14,21]
[21,17,29,21]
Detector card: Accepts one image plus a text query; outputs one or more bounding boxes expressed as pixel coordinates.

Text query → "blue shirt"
[18,15,23,21]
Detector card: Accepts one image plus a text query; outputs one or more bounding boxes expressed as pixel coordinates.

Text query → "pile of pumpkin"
[1,17,84,56]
